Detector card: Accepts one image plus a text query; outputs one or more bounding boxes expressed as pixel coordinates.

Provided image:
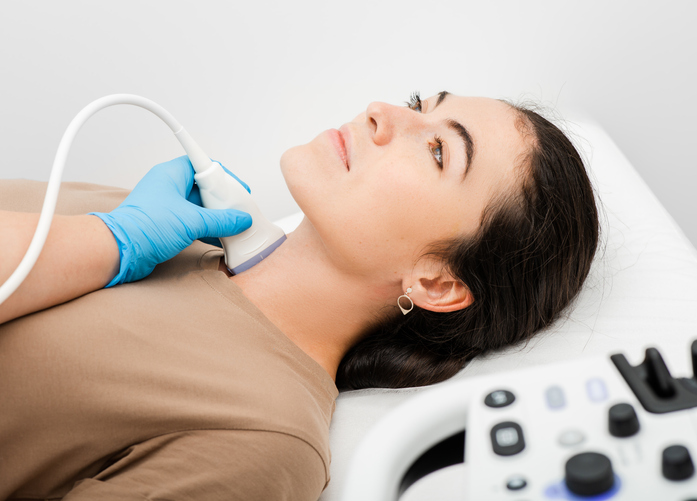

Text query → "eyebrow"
[433,91,475,177]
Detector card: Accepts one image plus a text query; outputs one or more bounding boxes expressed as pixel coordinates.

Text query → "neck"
[226,218,396,381]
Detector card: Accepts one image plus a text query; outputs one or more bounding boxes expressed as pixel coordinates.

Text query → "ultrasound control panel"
[465,344,697,500]
[341,342,697,500]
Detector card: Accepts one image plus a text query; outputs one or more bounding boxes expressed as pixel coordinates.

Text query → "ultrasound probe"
[0,94,286,305]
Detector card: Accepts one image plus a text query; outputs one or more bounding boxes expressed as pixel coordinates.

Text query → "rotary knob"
[662,445,695,481]
[565,452,615,496]
[608,403,640,437]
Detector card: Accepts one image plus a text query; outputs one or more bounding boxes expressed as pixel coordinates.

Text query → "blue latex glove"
[91,156,252,287]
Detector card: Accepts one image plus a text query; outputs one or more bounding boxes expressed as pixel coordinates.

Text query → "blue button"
[586,378,608,402]
[546,386,566,409]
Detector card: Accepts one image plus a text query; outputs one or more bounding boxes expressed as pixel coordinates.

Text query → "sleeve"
[61,430,328,501]
[0,179,128,214]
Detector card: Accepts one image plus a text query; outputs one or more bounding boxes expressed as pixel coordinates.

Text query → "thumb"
[196,208,253,239]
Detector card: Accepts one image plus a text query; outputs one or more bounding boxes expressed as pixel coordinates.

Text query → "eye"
[405,92,443,169]
[430,135,444,169]
[405,91,422,113]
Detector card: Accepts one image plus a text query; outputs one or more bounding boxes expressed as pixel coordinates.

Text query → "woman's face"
[280,92,528,280]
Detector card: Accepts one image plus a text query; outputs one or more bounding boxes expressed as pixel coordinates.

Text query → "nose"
[365,101,402,146]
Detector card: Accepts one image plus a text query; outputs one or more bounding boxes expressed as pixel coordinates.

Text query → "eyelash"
[405,91,444,170]
[406,91,422,113]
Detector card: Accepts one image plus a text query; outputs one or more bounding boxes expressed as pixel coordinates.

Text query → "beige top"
[0,180,339,501]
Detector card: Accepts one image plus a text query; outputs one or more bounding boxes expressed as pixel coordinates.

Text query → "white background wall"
[1,0,696,243]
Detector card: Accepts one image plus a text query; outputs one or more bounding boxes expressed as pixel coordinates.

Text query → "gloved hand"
[90,156,252,287]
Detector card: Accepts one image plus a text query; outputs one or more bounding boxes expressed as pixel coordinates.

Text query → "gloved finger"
[213,160,251,194]
[198,236,223,248]
[195,208,253,239]
[156,155,196,198]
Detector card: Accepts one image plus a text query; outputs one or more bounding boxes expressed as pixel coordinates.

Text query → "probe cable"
[0,94,210,306]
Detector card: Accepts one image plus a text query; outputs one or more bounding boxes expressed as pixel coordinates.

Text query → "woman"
[0,92,598,500]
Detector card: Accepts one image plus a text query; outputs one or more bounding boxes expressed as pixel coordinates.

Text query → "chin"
[280,144,316,218]
[279,145,299,177]
[279,146,302,192]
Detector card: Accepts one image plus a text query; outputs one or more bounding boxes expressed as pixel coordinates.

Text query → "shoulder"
[65,429,328,501]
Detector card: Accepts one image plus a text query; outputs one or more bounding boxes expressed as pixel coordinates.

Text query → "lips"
[328,127,350,170]
[339,125,351,171]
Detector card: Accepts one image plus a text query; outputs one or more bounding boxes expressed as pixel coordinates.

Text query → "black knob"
[608,403,640,437]
[662,445,695,481]
[691,339,697,379]
[644,348,676,398]
[565,452,614,496]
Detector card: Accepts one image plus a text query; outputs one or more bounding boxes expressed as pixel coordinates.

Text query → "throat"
[219,220,394,382]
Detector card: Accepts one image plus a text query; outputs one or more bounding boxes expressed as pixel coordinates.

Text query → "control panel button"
[645,348,676,398]
[565,452,615,496]
[586,378,608,402]
[608,403,640,437]
[484,390,515,408]
[662,445,695,481]
[545,386,566,409]
[491,421,525,456]
[611,347,697,413]
[506,476,527,490]
[558,429,586,447]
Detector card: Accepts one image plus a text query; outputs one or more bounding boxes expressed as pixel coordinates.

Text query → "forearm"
[0,211,119,324]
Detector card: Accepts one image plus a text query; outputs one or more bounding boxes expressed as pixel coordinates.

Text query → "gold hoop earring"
[397,287,414,315]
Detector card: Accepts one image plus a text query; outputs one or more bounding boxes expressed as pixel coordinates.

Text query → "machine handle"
[341,380,471,501]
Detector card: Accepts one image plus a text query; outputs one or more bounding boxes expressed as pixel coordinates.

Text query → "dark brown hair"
[336,102,599,390]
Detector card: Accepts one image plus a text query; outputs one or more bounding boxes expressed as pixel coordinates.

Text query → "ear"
[409,270,474,313]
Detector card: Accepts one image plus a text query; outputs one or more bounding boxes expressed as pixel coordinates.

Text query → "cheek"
[347,160,415,216]
[341,169,434,261]
[361,170,473,255]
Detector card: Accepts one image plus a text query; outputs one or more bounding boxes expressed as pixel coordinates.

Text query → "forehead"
[429,94,526,161]
[428,94,527,193]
